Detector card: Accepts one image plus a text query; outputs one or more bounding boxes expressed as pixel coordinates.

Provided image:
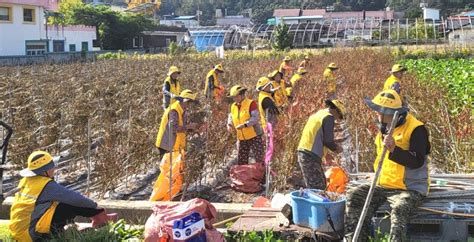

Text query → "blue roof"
[174,16,197,20]
[458,11,474,17]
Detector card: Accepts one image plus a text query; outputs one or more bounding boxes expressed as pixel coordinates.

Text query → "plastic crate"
[290,189,346,232]
[172,212,206,242]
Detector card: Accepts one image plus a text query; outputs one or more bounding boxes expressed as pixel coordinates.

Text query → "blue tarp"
[190,32,225,52]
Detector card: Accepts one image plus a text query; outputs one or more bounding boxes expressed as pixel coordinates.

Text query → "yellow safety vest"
[323,68,336,93]
[279,62,291,78]
[374,113,430,195]
[297,109,332,159]
[383,75,400,92]
[155,102,186,153]
[164,76,181,105]
[258,91,276,130]
[10,176,59,242]
[204,69,220,97]
[231,98,258,141]
[290,73,302,87]
[272,80,288,107]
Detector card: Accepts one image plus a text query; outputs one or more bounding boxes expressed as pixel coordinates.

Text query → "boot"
[91,210,118,228]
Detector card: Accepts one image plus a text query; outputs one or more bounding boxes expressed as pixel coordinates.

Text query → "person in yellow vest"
[279,56,293,79]
[155,89,199,155]
[345,90,430,242]
[384,64,407,94]
[268,70,288,107]
[256,77,280,131]
[204,64,224,101]
[226,85,265,164]
[323,62,339,99]
[299,55,310,68]
[287,67,308,99]
[10,151,116,241]
[163,66,182,110]
[297,99,345,190]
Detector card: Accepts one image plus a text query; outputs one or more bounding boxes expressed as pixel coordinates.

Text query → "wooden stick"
[353,111,400,242]
[212,215,242,227]
[418,207,474,218]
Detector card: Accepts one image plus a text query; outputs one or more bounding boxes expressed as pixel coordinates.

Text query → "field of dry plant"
[0,48,471,198]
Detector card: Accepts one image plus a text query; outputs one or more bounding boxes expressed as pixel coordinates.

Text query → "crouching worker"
[10,151,116,241]
[227,85,266,193]
[151,90,199,201]
[345,90,430,242]
[296,99,345,190]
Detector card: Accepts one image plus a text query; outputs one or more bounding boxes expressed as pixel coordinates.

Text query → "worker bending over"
[268,70,288,107]
[10,151,116,241]
[163,66,182,109]
[299,56,310,68]
[227,85,264,165]
[345,90,430,242]
[297,99,345,189]
[287,67,308,99]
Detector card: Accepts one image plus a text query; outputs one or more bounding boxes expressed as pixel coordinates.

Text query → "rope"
[212,215,242,227]
[418,207,474,218]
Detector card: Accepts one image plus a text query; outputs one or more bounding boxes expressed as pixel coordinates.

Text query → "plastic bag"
[149,151,184,201]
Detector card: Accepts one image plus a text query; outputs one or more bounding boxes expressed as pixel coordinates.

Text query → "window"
[53,40,64,52]
[69,44,76,52]
[81,42,88,51]
[454,34,460,39]
[166,38,171,46]
[23,8,35,23]
[0,6,11,22]
[26,40,47,55]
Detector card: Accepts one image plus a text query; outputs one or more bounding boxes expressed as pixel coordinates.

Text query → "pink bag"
[144,198,224,242]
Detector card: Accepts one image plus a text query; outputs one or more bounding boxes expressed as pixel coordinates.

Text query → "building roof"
[458,10,474,17]
[216,16,252,26]
[302,9,326,16]
[324,11,394,20]
[273,9,301,17]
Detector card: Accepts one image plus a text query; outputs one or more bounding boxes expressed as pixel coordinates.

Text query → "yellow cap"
[256,77,272,90]
[364,90,408,115]
[167,66,181,76]
[267,70,283,79]
[328,63,338,69]
[214,64,224,72]
[179,89,198,101]
[20,151,58,177]
[390,64,407,73]
[325,99,346,118]
[297,67,307,74]
[283,56,291,61]
[228,85,247,97]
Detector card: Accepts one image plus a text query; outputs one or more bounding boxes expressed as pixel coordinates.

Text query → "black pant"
[50,203,104,233]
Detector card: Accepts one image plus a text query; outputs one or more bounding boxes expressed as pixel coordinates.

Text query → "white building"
[423,7,440,21]
[161,16,199,28]
[0,0,96,56]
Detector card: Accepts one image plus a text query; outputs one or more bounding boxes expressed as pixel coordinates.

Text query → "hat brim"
[19,156,59,177]
[364,97,408,115]
[227,88,247,98]
[325,100,344,118]
[390,68,407,73]
[168,71,181,76]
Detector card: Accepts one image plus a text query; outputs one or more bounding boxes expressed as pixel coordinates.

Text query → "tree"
[49,0,83,24]
[272,23,292,51]
[69,5,155,50]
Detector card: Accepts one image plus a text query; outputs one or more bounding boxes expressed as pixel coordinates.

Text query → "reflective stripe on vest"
[10,176,55,242]
[231,98,259,141]
[383,75,400,91]
[164,76,181,105]
[297,109,332,159]
[374,113,430,195]
[323,68,336,93]
[258,92,275,130]
[204,69,219,96]
[155,102,186,152]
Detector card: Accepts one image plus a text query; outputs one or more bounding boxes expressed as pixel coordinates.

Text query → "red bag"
[230,163,265,193]
[144,198,224,242]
